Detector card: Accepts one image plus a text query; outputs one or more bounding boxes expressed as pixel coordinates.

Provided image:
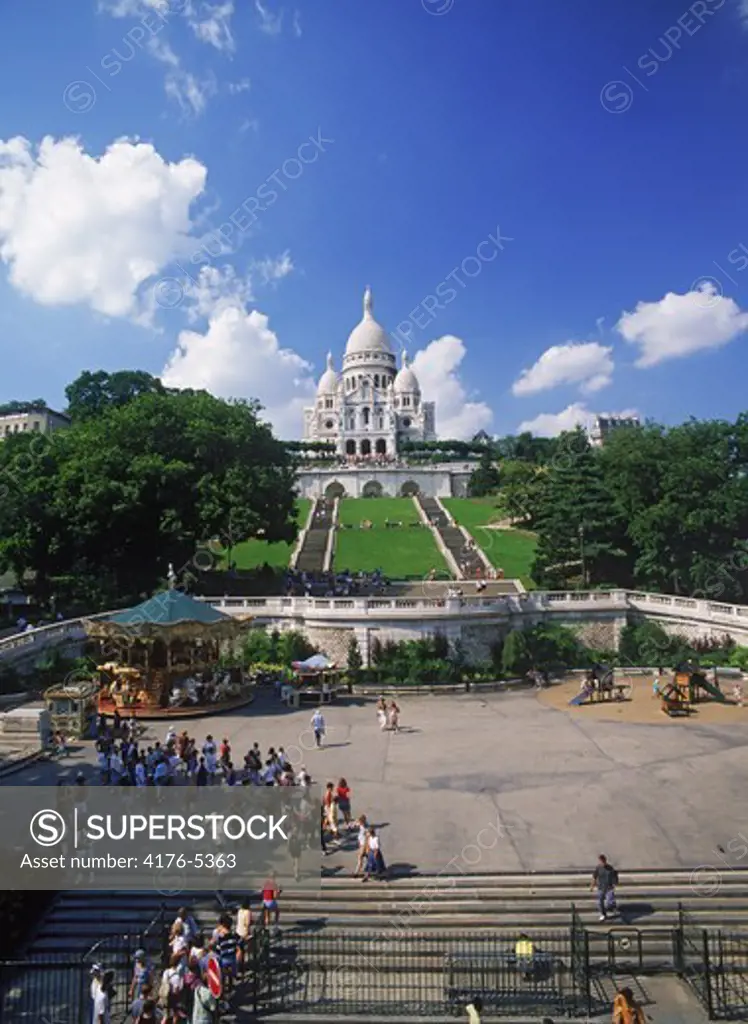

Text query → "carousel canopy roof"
[83,590,246,642]
[109,591,229,627]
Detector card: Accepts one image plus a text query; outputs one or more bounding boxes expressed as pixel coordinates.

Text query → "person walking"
[590,853,619,922]
[376,697,387,731]
[262,875,281,929]
[465,995,483,1023]
[354,815,369,875]
[362,827,386,882]
[388,701,400,733]
[323,782,339,838]
[94,969,115,1024]
[611,986,645,1023]
[336,778,352,828]
[311,708,326,748]
[190,971,217,1024]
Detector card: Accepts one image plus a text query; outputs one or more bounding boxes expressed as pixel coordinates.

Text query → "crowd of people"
[283,567,391,598]
[92,715,321,788]
[89,893,284,1023]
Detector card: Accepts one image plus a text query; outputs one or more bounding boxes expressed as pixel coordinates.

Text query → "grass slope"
[225,499,312,571]
[333,527,449,578]
[443,498,537,586]
[337,497,421,527]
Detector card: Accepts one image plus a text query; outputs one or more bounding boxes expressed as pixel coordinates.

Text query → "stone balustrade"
[3,589,748,672]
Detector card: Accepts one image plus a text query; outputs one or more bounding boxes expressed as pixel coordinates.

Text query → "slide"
[568,693,586,706]
[693,676,731,704]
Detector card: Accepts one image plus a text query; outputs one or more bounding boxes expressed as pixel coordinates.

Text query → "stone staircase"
[418,497,486,578]
[29,869,748,964]
[294,499,334,574]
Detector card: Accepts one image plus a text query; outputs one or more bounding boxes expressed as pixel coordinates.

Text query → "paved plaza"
[5,687,748,875]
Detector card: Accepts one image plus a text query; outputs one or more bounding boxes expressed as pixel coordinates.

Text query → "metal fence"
[245,926,592,1018]
[675,904,748,1020]
[0,906,169,1024]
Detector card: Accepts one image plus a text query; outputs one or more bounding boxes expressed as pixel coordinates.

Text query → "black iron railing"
[245,926,591,1018]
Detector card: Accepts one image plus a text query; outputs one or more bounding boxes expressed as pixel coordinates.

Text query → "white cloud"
[740,0,748,23]
[251,252,294,285]
[228,78,251,94]
[0,136,206,318]
[410,335,493,440]
[616,284,748,367]
[99,0,232,115]
[165,67,217,116]
[183,265,254,323]
[162,303,316,437]
[100,0,235,51]
[189,1,235,52]
[255,0,283,34]
[292,9,302,36]
[518,403,639,438]
[512,341,614,396]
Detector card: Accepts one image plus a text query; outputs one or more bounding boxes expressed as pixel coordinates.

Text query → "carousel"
[82,585,252,719]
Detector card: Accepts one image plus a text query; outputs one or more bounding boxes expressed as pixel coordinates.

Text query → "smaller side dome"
[317,352,339,394]
[394,351,420,393]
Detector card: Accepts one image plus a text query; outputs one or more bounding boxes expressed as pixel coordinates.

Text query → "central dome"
[345,287,393,356]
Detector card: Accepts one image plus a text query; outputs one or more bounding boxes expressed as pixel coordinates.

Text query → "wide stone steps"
[28,870,748,959]
[296,499,334,574]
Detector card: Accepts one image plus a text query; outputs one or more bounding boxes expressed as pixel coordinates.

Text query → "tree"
[346,635,363,674]
[468,449,501,497]
[498,460,544,525]
[501,629,532,676]
[532,430,628,589]
[64,370,165,421]
[0,383,298,607]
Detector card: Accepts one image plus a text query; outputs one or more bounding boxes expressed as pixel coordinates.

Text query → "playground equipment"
[660,667,737,716]
[568,666,632,707]
[660,673,692,717]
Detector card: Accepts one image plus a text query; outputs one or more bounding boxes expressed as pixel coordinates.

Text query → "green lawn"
[443,498,537,586]
[337,497,421,527]
[223,499,312,571]
[333,527,449,578]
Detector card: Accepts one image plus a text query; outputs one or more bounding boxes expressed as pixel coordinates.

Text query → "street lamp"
[578,523,586,589]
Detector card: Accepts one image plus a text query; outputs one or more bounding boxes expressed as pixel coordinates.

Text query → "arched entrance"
[362,480,383,498]
[400,480,420,497]
[325,481,346,499]
[375,438,387,455]
[360,439,372,456]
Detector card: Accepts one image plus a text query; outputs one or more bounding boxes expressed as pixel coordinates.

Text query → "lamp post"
[578,523,586,589]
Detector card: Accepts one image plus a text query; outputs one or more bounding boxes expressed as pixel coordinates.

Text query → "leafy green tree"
[64,370,165,421]
[468,449,501,497]
[501,629,533,676]
[0,384,298,607]
[498,460,544,525]
[532,430,628,589]
[618,621,692,667]
[277,630,316,664]
[346,635,363,673]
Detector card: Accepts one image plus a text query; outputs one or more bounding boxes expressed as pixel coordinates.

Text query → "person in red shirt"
[336,778,352,828]
[262,875,281,928]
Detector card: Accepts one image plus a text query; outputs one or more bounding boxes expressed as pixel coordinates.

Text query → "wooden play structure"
[659,667,734,717]
[82,588,252,718]
[569,666,631,707]
[659,672,692,717]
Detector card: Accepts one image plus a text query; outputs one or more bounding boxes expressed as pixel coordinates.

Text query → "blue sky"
[1,0,748,438]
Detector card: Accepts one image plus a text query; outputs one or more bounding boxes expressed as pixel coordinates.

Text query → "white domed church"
[303,287,436,456]
[297,288,472,499]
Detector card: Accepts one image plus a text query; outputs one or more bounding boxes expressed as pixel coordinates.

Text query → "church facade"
[303,287,436,456]
[297,288,472,499]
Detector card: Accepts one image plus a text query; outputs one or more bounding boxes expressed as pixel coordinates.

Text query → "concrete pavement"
[5,688,748,876]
